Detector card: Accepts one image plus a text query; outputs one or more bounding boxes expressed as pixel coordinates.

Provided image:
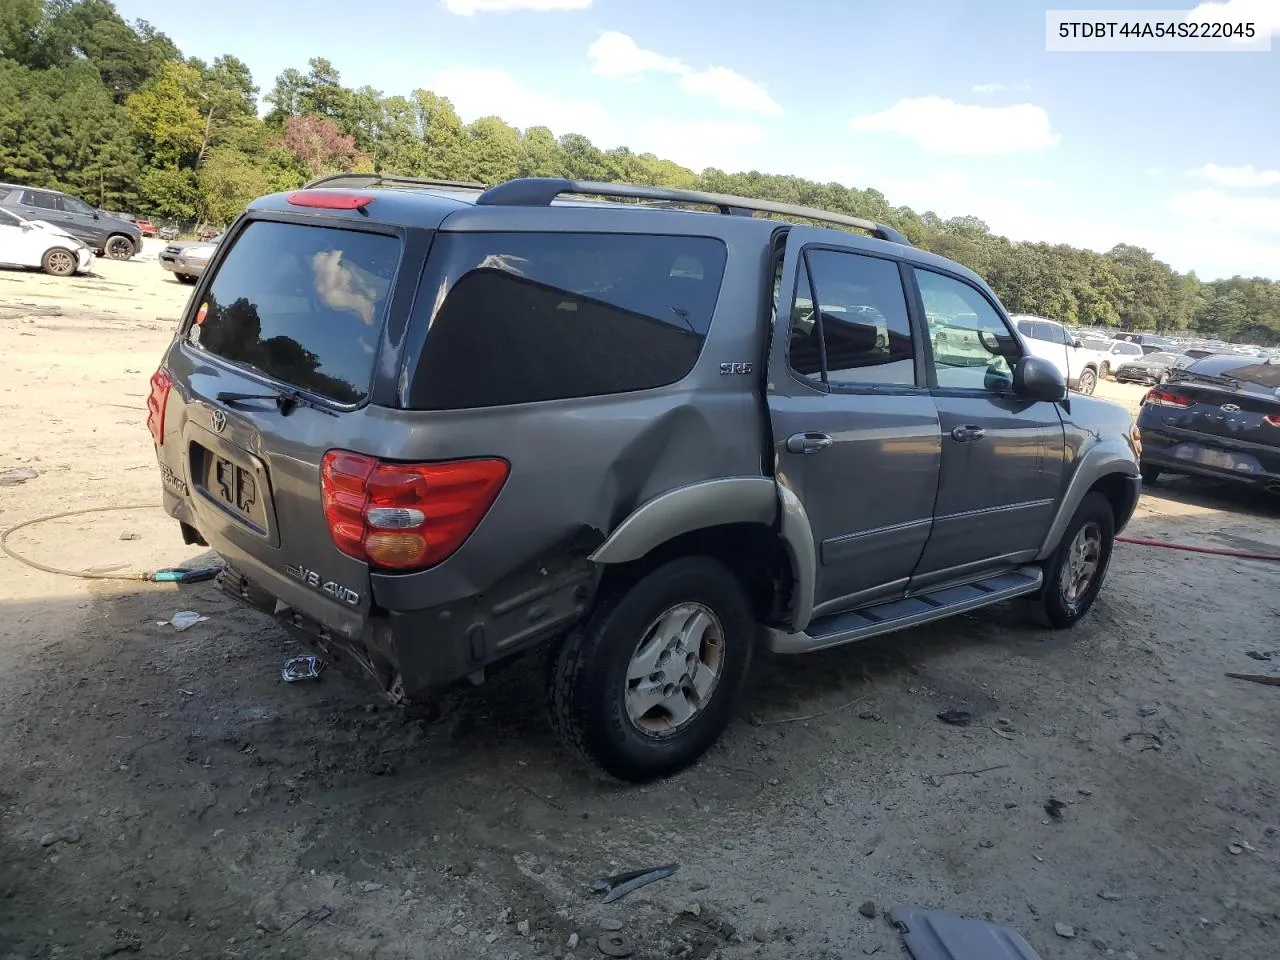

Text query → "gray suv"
[0,183,141,259]
[147,175,1141,782]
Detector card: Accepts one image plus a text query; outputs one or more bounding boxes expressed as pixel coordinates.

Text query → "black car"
[0,183,141,260]
[1113,351,1192,385]
[1137,354,1280,491]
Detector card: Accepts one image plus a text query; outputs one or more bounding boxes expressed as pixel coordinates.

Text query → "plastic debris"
[0,467,39,486]
[158,611,209,631]
[282,655,324,682]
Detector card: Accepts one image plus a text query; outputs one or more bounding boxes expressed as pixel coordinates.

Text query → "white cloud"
[587,31,688,78]
[585,32,780,114]
[1195,163,1280,188]
[445,0,591,13]
[850,97,1061,155]
[429,67,765,172]
[1167,187,1280,235]
[680,67,781,115]
[972,82,1031,94]
[1186,0,1280,36]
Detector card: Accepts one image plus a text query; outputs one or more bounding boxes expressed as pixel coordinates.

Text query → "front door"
[909,266,1067,588]
[0,208,25,264]
[54,195,100,243]
[766,229,942,618]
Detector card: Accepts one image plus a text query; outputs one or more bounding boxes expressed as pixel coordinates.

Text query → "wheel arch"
[1037,442,1140,560]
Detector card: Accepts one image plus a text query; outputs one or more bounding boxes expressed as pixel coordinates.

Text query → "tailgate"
[153,214,407,640]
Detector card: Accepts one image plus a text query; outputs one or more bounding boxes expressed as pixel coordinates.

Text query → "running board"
[765,567,1044,654]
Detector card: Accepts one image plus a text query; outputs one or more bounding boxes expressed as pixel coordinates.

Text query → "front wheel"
[1032,492,1115,629]
[548,556,754,782]
[1099,361,1111,380]
[41,247,77,277]
[104,235,135,260]
[176,273,197,284]
[1076,368,1097,396]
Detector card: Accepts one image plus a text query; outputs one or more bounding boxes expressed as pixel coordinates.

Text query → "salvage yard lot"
[1,253,1278,960]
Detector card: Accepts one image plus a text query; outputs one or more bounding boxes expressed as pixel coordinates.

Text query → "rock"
[767,778,780,786]
[937,710,972,726]
[1090,938,1109,951]
[1004,801,1018,809]
[485,933,499,944]
[979,840,994,849]
[823,794,837,806]
[451,924,467,937]
[600,918,623,932]
[1054,923,1075,939]
[858,901,877,919]
[566,932,579,948]
[39,827,81,847]
[1151,942,1167,953]
[1044,798,1067,821]
[928,776,943,787]
[1138,703,1158,717]
[751,893,768,904]
[863,946,882,956]
[752,927,771,943]
[1122,951,1139,960]
[498,908,512,923]
[0,466,39,486]
[516,919,530,936]
[1099,890,1123,901]
[680,903,701,917]
[359,882,384,893]
[689,880,709,892]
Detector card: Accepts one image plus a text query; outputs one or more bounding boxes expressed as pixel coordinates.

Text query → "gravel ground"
[1,249,1278,960]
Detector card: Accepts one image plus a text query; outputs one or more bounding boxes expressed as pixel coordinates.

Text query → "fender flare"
[1037,438,1140,560]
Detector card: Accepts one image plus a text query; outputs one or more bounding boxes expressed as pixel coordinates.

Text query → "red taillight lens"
[320,452,509,571]
[1265,414,1280,427]
[146,368,173,444]
[1145,387,1191,408]
[286,191,375,210]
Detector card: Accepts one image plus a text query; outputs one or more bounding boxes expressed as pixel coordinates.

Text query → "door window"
[23,191,57,210]
[916,269,1019,391]
[786,249,916,387]
[58,196,96,217]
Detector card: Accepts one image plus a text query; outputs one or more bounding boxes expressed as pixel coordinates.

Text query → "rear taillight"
[1144,387,1192,408]
[146,368,173,443]
[321,452,509,571]
[1265,414,1280,427]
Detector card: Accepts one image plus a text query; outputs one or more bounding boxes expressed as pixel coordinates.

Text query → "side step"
[765,567,1044,654]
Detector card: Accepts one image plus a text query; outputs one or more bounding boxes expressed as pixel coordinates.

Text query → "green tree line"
[2,0,1277,344]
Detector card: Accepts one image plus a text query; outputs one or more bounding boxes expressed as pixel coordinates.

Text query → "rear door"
[156,215,409,636]
[766,228,941,614]
[909,267,1067,586]
[20,190,63,229]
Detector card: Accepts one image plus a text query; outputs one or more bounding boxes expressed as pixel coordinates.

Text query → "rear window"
[407,232,728,410]
[1185,356,1280,390]
[187,220,401,405]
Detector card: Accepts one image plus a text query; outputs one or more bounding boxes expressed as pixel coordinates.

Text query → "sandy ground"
[1,246,1278,960]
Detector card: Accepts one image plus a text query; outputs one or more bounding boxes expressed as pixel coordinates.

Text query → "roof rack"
[475,178,911,246]
[302,174,486,191]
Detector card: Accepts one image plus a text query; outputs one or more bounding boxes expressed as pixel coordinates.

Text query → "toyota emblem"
[1220,404,1241,413]
[210,408,227,433]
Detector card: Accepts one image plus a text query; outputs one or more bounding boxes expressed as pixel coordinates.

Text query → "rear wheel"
[1140,463,1161,485]
[176,273,197,284]
[548,556,754,782]
[1031,492,1115,629]
[1099,361,1111,379]
[104,234,135,260]
[41,247,77,277]
[1076,368,1097,396]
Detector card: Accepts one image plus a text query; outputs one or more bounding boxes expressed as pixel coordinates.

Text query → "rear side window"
[407,233,727,410]
[1186,357,1280,390]
[188,220,401,405]
[24,191,57,210]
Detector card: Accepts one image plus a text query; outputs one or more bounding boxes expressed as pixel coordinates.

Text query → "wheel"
[1032,491,1115,629]
[176,273,197,284]
[1140,464,1161,485]
[41,247,77,277]
[1076,368,1097,396]
[548,556,754,782]
[104,234,135,260]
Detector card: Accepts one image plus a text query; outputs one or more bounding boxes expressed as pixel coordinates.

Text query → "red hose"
[1116,535,1280,562]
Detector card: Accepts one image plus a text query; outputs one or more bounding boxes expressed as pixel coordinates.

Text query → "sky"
[112,0,1280,281]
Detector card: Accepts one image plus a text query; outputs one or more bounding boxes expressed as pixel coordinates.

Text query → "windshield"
[1082,338,1112,350]
[1144,353,1180,365]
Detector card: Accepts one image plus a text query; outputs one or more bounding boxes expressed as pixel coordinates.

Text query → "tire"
[1076,368,1097,396]
[548,556,755,782]
[104,234,135,260]
[1140,463,1161,485]
[1099,361,1110,380]
[1032,491,1115,629]
[176,273,197,284]
[41,247,77,277]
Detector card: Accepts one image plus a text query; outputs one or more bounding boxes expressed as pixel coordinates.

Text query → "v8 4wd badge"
[284,563,360,607]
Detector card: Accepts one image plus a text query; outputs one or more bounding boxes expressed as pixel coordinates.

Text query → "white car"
[1077,336,1145,379]
[1010,314,1102,395]
[0,207,94,277]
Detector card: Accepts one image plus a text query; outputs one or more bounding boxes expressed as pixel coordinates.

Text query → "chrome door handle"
[786,432,834,455]
[951,425,986,442]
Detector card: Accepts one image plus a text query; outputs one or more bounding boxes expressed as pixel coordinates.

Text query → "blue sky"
[115,0,1280,280]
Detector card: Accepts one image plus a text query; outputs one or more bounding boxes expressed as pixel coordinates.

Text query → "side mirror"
[1012,355,1067,403]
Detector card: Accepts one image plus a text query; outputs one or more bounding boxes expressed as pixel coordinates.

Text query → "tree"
[198,147,269,225]
[465,116,520,184]
[280,113,360,177]
[125,60,204,167]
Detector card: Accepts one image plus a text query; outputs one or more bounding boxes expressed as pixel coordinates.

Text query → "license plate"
[1183,446,1248,471]
[211,456,260,519]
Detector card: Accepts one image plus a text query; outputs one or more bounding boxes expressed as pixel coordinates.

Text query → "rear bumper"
[1139,420,1280,487]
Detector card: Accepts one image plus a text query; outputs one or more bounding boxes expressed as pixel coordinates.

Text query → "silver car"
[158,235,221,284]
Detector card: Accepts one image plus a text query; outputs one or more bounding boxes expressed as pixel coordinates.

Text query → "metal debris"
[282,655,324,682]
[592,863,679,904]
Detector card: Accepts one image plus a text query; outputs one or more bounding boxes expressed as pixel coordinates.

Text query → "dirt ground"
[2,246,1278,960]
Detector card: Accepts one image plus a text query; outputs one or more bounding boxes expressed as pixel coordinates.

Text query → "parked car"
[1113,351,1193,385]
[147,175,1141,782]
[1077,336,1146,379]
[132,218,157,237]
[0,206,93,276]
[1010,315,1101,394]
[158,235,221,283]
[1138,354,1280,492]
[157,224,179,241]
[0,184,141,260]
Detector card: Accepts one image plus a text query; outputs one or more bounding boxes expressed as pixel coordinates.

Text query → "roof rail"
[475,178,911,246]
[302,174,486,191]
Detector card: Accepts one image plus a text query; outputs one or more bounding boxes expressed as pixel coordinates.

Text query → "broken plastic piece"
[890,907,1044,960]
[591,863,679,903]
[159,611,209,631]
[282,655,324,682]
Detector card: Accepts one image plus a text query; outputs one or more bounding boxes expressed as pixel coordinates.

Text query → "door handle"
[786,432,834,455]
[950,424,986,443]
